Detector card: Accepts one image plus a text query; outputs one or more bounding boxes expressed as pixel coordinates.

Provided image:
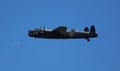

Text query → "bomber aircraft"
[28,25,98,41]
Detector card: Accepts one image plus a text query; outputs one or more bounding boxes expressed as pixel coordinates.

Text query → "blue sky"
[0,0,120,71]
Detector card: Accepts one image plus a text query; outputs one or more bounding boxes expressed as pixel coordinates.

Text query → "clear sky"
[0,0,120,71]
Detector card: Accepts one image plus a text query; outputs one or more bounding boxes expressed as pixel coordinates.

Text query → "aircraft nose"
[28,30,33,36]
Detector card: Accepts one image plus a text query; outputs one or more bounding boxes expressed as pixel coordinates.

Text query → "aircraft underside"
[33,32,97,39]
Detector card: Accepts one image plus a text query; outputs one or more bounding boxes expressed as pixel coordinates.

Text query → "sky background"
[0,0,120,71]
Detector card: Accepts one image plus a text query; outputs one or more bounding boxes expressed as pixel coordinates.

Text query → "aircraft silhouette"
[28,25,98,41]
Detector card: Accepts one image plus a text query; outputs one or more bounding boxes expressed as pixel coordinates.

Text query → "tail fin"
[90,25,96,34]
[43,26,45,32]
[84,27,89,32]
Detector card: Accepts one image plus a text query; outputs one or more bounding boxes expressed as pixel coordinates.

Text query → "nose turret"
[28,30,38,37]
[28,30,33,37]
[28,29,43,38]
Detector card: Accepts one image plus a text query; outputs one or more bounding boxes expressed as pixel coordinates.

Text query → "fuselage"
[28,25,98,42]
[28,30,98,39]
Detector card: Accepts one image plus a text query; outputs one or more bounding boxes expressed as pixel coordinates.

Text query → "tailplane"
[85,25,97,42]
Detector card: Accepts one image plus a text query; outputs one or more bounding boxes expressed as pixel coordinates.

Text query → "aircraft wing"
[52,26,67,35]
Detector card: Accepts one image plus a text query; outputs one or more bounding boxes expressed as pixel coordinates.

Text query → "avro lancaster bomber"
[28,25,98,41]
